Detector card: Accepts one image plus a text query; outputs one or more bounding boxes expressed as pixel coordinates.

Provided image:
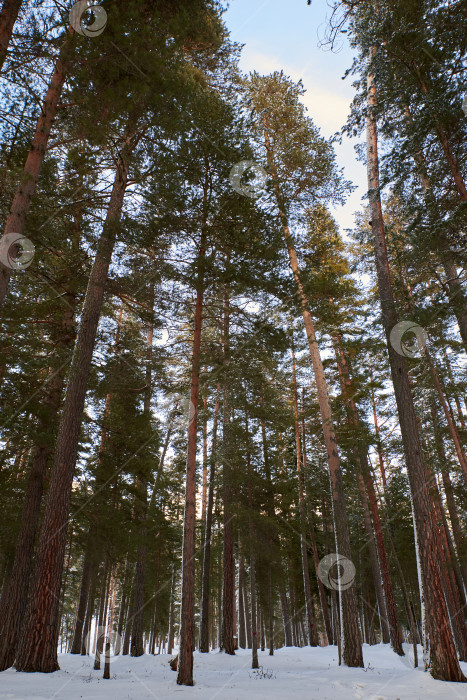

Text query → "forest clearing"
[0,0,466,697]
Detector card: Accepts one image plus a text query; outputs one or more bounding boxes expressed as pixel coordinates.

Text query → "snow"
[1,644,465,700]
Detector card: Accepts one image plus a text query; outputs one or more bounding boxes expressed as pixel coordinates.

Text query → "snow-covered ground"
[1,644,466,700]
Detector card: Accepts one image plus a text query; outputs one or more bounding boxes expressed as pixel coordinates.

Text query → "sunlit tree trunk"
[177,218,207,685]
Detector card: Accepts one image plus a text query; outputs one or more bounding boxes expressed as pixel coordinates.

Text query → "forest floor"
[1,644,465,700]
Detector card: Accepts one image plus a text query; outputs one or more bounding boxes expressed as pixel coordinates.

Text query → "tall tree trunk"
[264,121,363,667]
[426,461,467,660]
[130,315,152,658]
[221,283,235,656]
[199,386,220,652]
[14,136,133,672]
[0,29,76,307]
[57,528,74,651]
[243,563,252,649]
[122,586,134,656]
[333,335,403,654]
[0,199,78,656]
[260,606,265,651]
[130,484,147,657]
[383,519,419,666]
[115,559,131,655]
[201,393,208,525]
[238,549,247,649]
[81,568,97,655]
[259,398,281,655]
[412,62,467,202]
[356,472,390,644]
[361,573,376,645]
[103,573,117,679]
[441,347,466,426]
[365,470,404,652]
[279,581,293,646]
[70,528,97,655]
[0,0,23,70]
[176,221,207,685]
[267,567,274,655]
[425,350,467,484]
[366,54,465,682]
[94,562,110,671]
[404,104,467,351]
[301,399,332,646]
[291,334,317,647]
[289,575,300,646]
[0,359,69,670]
[149,597,157,655]
[167,566,176,655]
[370,378,387,489]
[245,406,258,669]
[436,444,467,586]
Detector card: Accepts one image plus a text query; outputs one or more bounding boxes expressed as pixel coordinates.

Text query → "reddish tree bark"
[0,0,23,70]
[0,253,77,667]
[412,64,467,202]
[14,136,133,672]
[0,29,76,307]
[0,366,65,670]
[425,350,467,484]
[366,53,465,682]
[404,105,467,352]
[201,393,208,524]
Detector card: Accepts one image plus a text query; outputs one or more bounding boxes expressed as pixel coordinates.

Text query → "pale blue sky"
[224,0,367,236]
